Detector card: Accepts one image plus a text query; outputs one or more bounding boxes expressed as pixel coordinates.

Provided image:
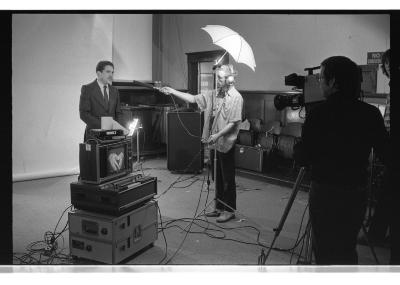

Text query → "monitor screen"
[107,145,126,174]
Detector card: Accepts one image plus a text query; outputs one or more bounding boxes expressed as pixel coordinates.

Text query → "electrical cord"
[156,150,310,265]
[162,170,207,264]
[155,149,202,198]
[155,171,310,265]
[156,202,168,264]
[172,177,201,189]
[168,94,202,139]
[13,204,74,265]
[160,172,312,254]
[299,105,306,119]
[289,202,309,264]
[53,204,73,235]
[157,216,304,260]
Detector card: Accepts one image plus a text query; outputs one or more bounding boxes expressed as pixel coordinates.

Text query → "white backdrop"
[112,14,153,81]
[12,14,153,181]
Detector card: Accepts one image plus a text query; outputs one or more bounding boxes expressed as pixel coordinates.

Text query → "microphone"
[132,80,157,89]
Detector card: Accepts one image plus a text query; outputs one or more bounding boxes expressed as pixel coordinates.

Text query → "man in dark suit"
[79,60,124,141]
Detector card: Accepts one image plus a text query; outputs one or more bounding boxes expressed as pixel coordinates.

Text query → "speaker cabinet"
[167,111,204,173]
[235,144,267,172]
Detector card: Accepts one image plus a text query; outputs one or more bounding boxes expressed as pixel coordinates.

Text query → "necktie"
[103,85,109,108]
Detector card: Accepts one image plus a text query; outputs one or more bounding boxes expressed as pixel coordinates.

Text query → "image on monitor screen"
[107,146,125,174]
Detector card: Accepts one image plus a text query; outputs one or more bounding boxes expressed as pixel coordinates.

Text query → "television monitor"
[79,139,131,184]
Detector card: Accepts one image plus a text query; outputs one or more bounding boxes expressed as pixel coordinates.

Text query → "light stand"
[209,52,228,212]
[128,118,142,172]
[132,125,143,172]
[210,56,220,212]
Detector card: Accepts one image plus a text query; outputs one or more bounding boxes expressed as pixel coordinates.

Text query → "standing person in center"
[160,64,243,223]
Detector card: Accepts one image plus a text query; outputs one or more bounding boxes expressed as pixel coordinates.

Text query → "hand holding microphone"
[206,133,220,145]
[159,86,175,96]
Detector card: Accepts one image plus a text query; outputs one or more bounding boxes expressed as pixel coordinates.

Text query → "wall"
[12,14,153,181]
[112,15,152,80]
[159,14,390,93]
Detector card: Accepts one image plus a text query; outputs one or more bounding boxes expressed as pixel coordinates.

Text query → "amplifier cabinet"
[167,111,204,173]
[69,201,158,264]
[237,130,256,146]
[235,144,267,172]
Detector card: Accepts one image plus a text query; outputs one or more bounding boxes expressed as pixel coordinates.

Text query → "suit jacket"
[79,79,123,138]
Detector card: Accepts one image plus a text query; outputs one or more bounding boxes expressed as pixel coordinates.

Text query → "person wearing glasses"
[294,56,388,264]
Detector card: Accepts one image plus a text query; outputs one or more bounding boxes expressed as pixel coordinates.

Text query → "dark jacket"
[294,92,389,187]
[79,79,123,137]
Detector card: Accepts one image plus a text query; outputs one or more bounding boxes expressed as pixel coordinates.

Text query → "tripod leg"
[297,220,313,265]
[261,167,306,265]
[214,144,218,210]
[365,150,374,227]
[361,224,380,265]
[305,222,313,264]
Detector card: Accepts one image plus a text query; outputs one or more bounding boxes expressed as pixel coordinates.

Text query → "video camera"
[274,66,323,111]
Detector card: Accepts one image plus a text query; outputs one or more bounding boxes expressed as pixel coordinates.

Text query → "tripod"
[258,166,380,265]
[258,167,313,265]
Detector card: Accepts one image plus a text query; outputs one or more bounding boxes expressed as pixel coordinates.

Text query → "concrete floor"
[13,157,390,265]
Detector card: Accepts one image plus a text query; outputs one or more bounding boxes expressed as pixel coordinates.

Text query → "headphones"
[224,64,237,85]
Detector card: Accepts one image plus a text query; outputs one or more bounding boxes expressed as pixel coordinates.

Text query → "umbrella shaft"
[215,50,228,65]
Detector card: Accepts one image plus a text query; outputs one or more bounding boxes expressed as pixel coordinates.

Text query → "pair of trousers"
[309,181,367,265]
[210,146,236,212]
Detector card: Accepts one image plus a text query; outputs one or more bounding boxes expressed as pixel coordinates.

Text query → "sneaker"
[216,212,235,223]
[205,209,222,217]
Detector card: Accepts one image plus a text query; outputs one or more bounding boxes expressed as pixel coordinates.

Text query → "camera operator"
[294,56,389,264]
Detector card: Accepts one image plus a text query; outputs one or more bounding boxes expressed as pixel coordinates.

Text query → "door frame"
[186,50,229,95]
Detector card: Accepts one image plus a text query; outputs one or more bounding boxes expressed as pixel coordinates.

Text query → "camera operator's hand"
[108,153,119,171]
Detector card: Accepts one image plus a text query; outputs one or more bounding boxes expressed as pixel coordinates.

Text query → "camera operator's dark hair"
[381,49,390,77]
[321,56,361,100]
[96,61,114,73]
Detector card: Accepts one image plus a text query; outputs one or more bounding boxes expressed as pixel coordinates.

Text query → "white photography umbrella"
[201,25,256,71]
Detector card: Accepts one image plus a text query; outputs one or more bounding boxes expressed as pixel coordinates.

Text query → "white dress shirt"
[97,79,109,101]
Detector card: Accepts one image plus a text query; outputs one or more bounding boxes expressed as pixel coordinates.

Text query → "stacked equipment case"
[69,136,158,264]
